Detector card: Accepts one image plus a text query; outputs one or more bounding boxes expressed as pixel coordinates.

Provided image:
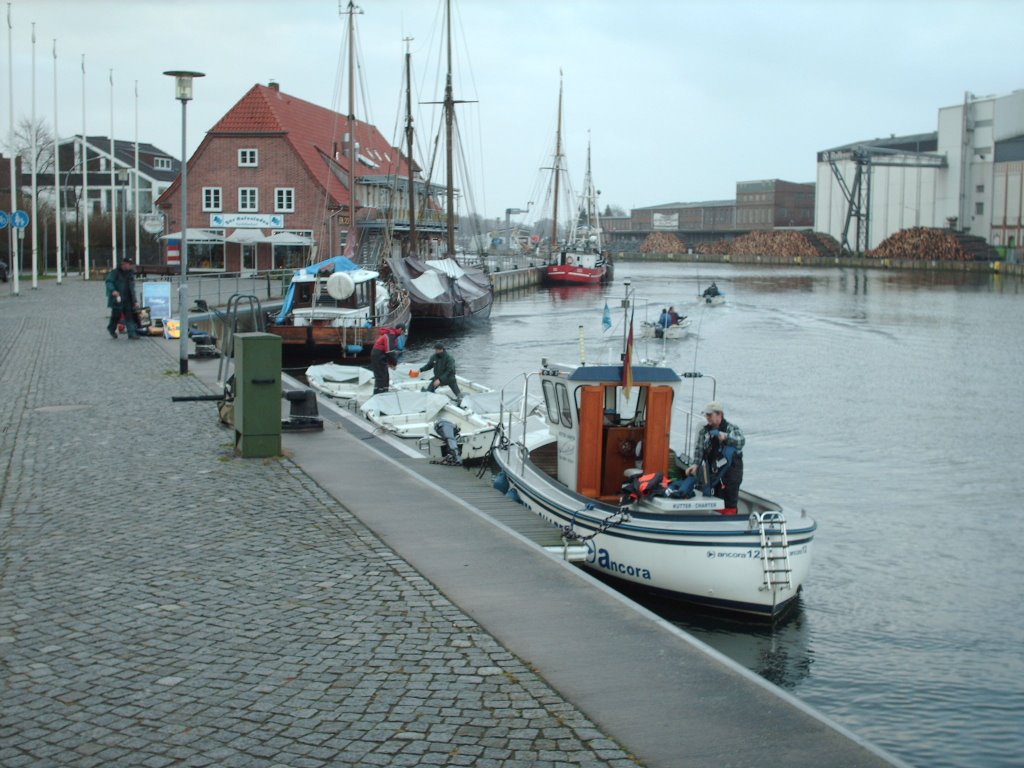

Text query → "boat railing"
[675,371,717,461]
[497,371,540,471]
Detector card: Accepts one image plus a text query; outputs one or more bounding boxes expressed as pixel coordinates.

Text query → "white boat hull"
[493,442,814,618]
[639,319,692,339]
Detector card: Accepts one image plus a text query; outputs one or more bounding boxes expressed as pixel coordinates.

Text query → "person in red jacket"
[370,323,406,394]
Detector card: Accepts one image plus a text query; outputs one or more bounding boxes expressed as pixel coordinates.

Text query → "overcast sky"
[8,0,1022,223]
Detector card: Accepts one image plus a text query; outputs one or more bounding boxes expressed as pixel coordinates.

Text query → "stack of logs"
[639,232,686,253]
[866,227,995,261]
[696,231,840,258]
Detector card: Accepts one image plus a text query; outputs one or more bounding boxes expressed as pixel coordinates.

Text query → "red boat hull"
[545,264,607,286]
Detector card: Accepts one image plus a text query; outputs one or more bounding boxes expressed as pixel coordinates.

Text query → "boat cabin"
[538,361,681,503]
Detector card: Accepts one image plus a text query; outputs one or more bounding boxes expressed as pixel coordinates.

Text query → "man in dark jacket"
[419,342,461,400]
[105,257,140,339]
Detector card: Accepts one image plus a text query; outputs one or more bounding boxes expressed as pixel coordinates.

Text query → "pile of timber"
[696,231,840,258]
[639,232,686,253]
[867,227,999,261]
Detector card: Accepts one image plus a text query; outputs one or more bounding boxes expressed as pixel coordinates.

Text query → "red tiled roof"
[162,83,408,208]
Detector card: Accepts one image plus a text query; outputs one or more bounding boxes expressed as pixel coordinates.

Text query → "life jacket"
[621,471,667,502]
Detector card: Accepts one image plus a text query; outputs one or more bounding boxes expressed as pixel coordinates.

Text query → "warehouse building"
[815,89,1024,255]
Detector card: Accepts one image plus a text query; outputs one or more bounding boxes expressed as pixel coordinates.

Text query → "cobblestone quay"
[0,281,635,767]
[1,279,904,768]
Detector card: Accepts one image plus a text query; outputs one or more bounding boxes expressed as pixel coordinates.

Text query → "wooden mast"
[551,74,563,258]
[443,0,455,258]
[345,1,360,259]
[404,37,417,256]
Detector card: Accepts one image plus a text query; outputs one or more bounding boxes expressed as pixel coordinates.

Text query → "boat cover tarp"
[387,255,492,323]
[360,390,450,418]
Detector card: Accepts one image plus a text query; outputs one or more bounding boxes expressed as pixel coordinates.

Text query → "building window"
[202,187,222,212]
[275,188,295,213]
[975,202,984,215]
[238,148,258,167]
[239,187,258,212]
[976,184,985,193]
[154,157,172,171]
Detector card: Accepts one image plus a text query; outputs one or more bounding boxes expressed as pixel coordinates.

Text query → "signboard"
[12,210,29,228]
[0,211,8,229]
[141,213,165,234]
[142,281,173,321]
[166,239,181,266]
[652,212,679,231]
[210,213,283,228]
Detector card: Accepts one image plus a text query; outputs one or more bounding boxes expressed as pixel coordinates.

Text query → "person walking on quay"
[105,257,141,339]
[685,401,745,513]
[418,342,462,402]
[370,323,406,394]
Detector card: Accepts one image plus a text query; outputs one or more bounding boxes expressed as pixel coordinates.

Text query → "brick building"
[156,81,419,273]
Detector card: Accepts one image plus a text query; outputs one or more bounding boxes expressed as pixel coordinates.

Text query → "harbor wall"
[604,251,1024,278]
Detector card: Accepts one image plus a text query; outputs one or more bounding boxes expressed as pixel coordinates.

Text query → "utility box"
[233,332,282,458]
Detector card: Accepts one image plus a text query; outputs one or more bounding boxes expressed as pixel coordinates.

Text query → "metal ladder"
[755,511,793,592]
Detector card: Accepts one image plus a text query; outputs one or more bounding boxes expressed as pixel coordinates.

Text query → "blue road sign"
[0,211,8,229]
[12,210,29,228]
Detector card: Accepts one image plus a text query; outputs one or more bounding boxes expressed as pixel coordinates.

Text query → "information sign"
[142,281,173,321]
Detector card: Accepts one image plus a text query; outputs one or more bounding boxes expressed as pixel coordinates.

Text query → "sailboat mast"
[551,75,563,257]
[444,0,455,258]
[404,37,417,255]
[346,1,359,257]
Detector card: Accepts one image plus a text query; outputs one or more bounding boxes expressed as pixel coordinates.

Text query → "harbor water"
[396,262,1024,768]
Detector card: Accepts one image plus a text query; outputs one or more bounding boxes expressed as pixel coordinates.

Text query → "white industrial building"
[815,89,1024,254]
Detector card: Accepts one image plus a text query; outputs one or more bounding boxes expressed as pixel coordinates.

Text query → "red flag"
[622,309,634,398]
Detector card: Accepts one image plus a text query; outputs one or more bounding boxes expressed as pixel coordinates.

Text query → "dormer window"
[238,148,258,167]
[154,157,172,171]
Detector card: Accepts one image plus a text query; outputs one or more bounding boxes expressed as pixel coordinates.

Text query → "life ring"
[566,256,574,265]
[618,439,636,457]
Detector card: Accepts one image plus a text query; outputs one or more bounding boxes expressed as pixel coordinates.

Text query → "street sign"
[0,211,8,229]
[12,210,29,229]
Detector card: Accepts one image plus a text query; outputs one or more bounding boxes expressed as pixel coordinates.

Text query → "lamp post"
[116,167,128,260]
[163,69,204,375]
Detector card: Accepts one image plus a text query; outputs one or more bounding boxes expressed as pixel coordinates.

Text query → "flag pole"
[109,68,116,267]
[81,53,89,279]
[133,79,139,262]
[30,21,38,288]
[8,3,19,295]
[53,38,61,283]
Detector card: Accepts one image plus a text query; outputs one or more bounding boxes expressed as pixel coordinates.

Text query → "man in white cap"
[685,400,745,512]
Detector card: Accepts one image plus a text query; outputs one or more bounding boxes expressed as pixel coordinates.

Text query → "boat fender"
[492,471,510,494]
[326,271,355,300]
[505,487,522,504]
[346,344,364,354]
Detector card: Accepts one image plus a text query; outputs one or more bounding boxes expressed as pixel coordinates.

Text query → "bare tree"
[12,117,55,174]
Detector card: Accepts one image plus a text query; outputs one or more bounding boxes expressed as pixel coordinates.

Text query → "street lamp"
[163,69,204,375]
[116,167,128,260]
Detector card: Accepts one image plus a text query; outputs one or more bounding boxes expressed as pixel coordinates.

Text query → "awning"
[267,231,314,246]
[226,228,265,244]
[160,228,225,244]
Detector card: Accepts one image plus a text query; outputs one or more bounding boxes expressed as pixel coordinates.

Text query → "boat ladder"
[754,511,792,592]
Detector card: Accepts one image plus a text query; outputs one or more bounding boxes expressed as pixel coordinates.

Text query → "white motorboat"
[306,361,490,407]
[639,316,692,339]
[359,390,499,463]
[491,286,815,619]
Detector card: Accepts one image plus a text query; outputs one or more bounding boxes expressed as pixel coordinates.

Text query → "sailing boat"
[539,77,612,287]
[266,1,410,363]
[386,0,493,328]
